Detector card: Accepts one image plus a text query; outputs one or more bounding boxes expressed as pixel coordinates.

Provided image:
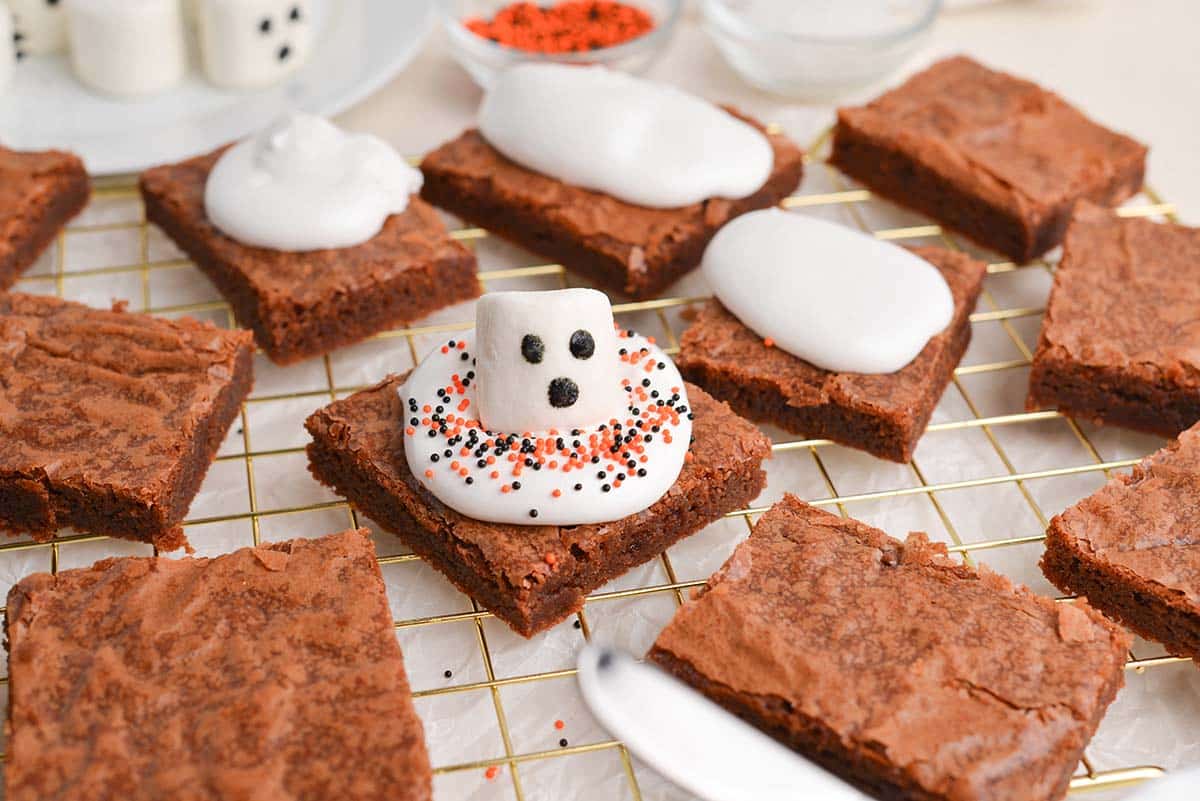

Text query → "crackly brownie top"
[420,109,804,259]
[1053,422,1200,606]
[653,495,1129,800]
[5,529,430,801]
[838,56,1146,215]
[306,375,769,591]
[0,292,252,495]
[0,145,87,246]
[1038,202,1200,387]
[139,147,470,307]
[678,247,986,413]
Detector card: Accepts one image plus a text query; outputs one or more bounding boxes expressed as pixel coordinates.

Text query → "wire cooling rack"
[1,127,1196,801]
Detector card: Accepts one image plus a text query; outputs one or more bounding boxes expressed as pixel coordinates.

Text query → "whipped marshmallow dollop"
[478,64,774,209]
[204,113,423,252]
[702,209,955,374]
[401,289,693,527]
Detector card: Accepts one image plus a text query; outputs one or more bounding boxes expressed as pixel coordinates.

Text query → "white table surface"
[339,0,1200,222]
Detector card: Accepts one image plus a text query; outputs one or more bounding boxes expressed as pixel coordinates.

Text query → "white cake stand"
[0,0,432,176]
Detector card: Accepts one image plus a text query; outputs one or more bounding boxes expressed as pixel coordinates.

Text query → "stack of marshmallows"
[0,0,312,97]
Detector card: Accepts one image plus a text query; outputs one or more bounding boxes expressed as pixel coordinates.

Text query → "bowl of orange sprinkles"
[441,0,682,87]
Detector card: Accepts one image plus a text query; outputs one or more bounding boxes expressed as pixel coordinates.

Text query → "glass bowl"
[440,0,683,88]
[701,0,941,99]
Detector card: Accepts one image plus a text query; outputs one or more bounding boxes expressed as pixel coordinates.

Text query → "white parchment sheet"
[2,143,1197,801]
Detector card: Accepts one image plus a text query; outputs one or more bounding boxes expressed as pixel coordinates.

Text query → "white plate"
[0,0,433,175]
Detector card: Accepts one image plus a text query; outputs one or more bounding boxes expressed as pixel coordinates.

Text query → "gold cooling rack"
[0,127,1188,799]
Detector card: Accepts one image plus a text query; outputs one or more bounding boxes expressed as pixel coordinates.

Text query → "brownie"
[305,375,770,637]
[1043,421,1200,659]
[140,147,481,365]
[0,292,254,550]
[0,145,91,290]
[649,495,1130,801]
[831,56,1147,263]
[677,246,987,462]
[4,529,431,801]
[420,110,804,299]
[1027,203,1200,436]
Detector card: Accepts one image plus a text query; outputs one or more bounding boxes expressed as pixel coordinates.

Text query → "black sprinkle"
[573,483,583,491]
[529,509,538,518]
[512,481,521,490]
[573,619,582,629]
[559,738,568,748]
[444,669,452,678]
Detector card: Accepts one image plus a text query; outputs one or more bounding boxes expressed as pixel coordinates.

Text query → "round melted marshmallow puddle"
[401,330,693,526]
[702,209,955,374]
[478,64,774,209]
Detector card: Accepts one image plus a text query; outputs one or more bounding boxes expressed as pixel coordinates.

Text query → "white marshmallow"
[65,0,187,96]
[474,289,627,435]
[198,0,311,90]
[0,4,13,92]
[9,0,66,56]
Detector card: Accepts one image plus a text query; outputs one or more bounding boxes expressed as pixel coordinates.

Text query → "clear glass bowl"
[440,0,682,88]
[701,0,941,99]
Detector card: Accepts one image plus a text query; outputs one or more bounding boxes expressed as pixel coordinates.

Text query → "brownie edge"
[0,146,91,290]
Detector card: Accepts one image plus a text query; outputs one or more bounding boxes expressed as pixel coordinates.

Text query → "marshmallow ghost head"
[9,0,66,57]
[198,0,312,89]
[66,0,187,96]
[475,289,626,435]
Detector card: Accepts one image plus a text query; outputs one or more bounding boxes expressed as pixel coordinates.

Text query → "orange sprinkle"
[554,719,565,730]
[424,469,434,479]
[501,484,512,494]
[405,427,415,436]
[684,451,694,463]
[490,470,500,479]
[485,766,499,781]
[763,337,775,348]
[544,552,558,566]
[552,488,562,498]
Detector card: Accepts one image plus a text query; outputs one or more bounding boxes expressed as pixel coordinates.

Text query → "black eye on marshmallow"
[569,329,594,360]
[521,334,545,364]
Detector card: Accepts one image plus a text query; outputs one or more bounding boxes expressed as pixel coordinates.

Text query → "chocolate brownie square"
[1043,421,1200,659]
[1,145,91,289]
[831,56,1147,263]
[140,147,481,365]
[4,529,431,801]
[0,292,254,550]
[1027,202,1200,436]
[677,246,987,462]
[305,375,770,637]
[650,495,1130,801]
[420,111,804,299]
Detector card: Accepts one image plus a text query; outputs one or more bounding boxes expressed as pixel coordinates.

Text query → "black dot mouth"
[548,377,579,408]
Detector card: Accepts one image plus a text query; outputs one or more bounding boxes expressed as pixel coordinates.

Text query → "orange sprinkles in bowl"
[464,1,656,54]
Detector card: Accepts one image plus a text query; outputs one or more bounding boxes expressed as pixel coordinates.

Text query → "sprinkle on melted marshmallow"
[400,326,693,527]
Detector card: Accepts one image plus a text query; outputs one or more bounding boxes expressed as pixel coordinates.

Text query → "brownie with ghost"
[831,56,1147,263]
[677,246,988,462]
[1027,203,1200,436]
[0,292,254,551]
[420,110,804,299]
[140,146,480,365]
[649,495,1129,801]
[1042,420,1200,660]
[305,290,770,637]
[0,144,90,290]
[5,529,432,801]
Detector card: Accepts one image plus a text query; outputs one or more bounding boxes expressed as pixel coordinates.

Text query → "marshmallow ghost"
[66,0,187,96]
[198,0,311,89]
[0,4,13,91]
[475,289,627,435]
[9,0,66,57]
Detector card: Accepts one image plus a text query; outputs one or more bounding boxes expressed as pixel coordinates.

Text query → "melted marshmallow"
[702,209,954,374]
[401,330,692,527]
[204,114,423,252]
[478,64,774,209]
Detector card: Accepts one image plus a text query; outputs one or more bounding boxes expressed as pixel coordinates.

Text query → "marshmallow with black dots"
[474,288,628,435]
[0,3,13,91]
[10,0,66,57]
[65,0,187,96]
[198,0,311,89]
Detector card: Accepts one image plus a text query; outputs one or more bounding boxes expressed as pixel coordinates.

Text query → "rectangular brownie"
[1,145,91,289]
[4,529,431,801]
[831,56,1147,263]
[649,495,1130,801]
[420,110,804,299]
[305,375,770,637]
[1043,421,1200,659]
[677,246,987,462]
[140,147,481,365]
[1027,202,1200,436]
[0,292,254,550]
